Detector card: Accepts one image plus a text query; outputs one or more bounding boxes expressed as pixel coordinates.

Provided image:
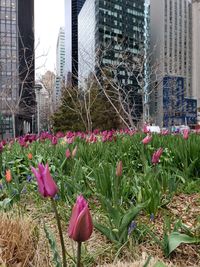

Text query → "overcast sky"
[35,0,65,77]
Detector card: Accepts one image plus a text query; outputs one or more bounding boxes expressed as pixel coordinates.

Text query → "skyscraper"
[192,0,200,110]
[65,0,86,85]
[0,0,34,138]
[55,27,65,104]
[78,0,146,122]
[150,0,193,126]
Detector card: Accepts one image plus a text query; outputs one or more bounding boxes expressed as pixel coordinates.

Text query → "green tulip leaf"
[167,232,200,256]
[119,202,147,233]
[44,224,62,267]
[94,222,117,243]
[152,261,167,267]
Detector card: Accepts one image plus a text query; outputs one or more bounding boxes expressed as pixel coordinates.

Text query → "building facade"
[192,0,200,111]
[78,0,146,122]
[0,0,35,138]
[55,27,65,104]
[65,0,86,85]
[150,0,193,126]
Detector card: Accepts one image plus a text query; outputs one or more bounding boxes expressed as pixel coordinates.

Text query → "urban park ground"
[0,129,199,266]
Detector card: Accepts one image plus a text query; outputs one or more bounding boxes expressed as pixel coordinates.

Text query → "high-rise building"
[65,0,86,85]
[192,0,200,110]
[55,27,65,104]
[150,0,193,126]
[78,0,146,122]
[0,0,35,138]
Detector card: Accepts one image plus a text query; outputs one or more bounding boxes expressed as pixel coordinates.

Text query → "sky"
[35,0,65,77]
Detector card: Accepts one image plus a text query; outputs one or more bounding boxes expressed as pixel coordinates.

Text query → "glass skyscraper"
[65,0,86,85]
[55,27,66,105]
[0,0,34,138]
[78,0,146,121]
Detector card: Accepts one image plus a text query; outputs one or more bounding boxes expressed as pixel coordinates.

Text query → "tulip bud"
[116,160,123,177]
[142,135,152,145]
[183,129,189,140]
[5,169,12,183]
[72,145,77,158]
[68,195,93,242]
[52,136,58,145]
[28,153,33,160]
[0,143,3,153]
[152,147,163,165]
[31,163,58,198]
[65,148,71,159]
[143,124,149,134]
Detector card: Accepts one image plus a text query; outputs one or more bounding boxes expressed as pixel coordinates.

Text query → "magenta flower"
[68,195,93,242]
[183,129,189,140]
[0,143,3,153]
[31,163,58,198]
[142,135,152,145]
[152,148,163,165]
[51,136,58,145]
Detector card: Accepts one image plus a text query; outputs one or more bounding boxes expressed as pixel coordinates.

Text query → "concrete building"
[55,27,65,104]
[65,0,86,85]
[150,0,193,126]
[78,0,146,122]
[192,0,200,110]
[0,0,35,138]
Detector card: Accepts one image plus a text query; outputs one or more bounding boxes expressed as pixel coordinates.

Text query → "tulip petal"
[31,166,45,196]
[42,164,58,197]
[68,203,80,237]
[70,204,93,242]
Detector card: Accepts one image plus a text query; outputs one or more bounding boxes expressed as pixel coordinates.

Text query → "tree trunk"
[12,113,16,138]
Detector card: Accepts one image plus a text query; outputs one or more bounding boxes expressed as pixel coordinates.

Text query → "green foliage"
[44,224,62,267]
[52,82,121,132]
[52,86,86,132]
[146,218,200,257]
[95,197,147,245]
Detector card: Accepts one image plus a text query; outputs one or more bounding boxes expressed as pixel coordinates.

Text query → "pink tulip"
[152,148,163,165]
[72,145,77,158]
[142,135,152,145]
[116,160,123,177]
[183,129,189,140]
[161,129,169,136]
[31,163,58,198]
[51,136,58,145]
[143,124,149,134]
[0,143,3,153]
[68,195,93,242]
[66,137,74,144]
[66,148,71,159]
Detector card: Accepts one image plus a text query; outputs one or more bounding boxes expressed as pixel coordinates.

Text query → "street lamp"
[34,83,42,134]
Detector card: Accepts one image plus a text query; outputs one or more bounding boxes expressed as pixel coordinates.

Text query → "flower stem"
[77,242,82,267]
[51,198,67,267]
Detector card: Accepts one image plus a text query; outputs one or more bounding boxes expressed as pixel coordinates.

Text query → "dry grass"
[0,213,43,267]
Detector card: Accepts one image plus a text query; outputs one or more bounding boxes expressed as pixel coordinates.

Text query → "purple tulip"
[31,163,58,198]
[68,195,93,242]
